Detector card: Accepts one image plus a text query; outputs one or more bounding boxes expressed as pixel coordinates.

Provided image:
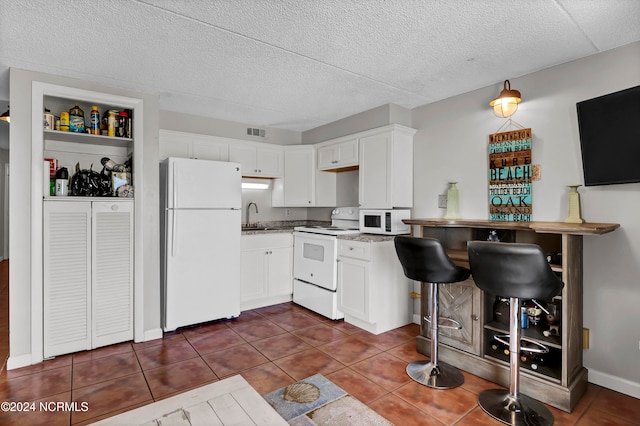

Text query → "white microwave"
[359,209,411,235]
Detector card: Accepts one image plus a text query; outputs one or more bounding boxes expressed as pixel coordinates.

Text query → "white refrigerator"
[161,157,242,331]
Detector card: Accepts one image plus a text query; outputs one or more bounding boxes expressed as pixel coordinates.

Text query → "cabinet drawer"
[241,232,293,250]
[338,240,370,260]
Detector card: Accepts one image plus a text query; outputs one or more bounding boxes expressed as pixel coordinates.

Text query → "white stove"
[292,207,360,319]
[294,207,361,236]
[293,225,360,236]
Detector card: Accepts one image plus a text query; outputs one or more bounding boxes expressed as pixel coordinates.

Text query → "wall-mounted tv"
[576,85,640,186]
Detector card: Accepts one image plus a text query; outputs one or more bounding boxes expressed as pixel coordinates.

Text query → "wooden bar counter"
[403,218,619,412]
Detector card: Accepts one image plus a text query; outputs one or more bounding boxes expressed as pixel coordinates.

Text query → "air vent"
[246,127,266,137]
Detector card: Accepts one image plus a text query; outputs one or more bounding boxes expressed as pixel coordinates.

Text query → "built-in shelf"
[484,320,562,349]
[44,129,132,148]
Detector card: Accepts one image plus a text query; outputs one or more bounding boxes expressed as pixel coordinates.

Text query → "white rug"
[90,375,287,425]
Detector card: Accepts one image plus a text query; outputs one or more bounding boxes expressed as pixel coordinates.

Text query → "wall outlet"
[583,328,590,349]
[285,208,291,216]
[438,194,447,209]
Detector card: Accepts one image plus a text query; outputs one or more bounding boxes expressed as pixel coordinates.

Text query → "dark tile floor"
[0,300,639,425]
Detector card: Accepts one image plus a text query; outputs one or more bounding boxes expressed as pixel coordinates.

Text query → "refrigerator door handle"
[172,162,177,209]
[171,210,177,257]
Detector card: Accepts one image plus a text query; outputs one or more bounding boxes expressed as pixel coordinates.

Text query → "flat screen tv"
[576,85,640,186]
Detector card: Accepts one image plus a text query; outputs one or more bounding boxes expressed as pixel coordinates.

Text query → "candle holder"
[444,182,461,220]
[564,185,584,224]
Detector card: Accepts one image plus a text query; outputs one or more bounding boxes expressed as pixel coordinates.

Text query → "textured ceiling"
[0,0,639,132]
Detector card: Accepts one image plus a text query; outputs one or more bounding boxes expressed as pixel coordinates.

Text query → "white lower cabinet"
[337,238,413,334]
[240,233,293,311]
[43,200,133,358]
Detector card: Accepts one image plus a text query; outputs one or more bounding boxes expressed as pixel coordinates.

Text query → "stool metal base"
[478,389,554,426]
[406,360,464,389]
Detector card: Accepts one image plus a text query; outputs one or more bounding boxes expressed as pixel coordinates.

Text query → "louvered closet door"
[44,201,92,358]
[92,201,134,348]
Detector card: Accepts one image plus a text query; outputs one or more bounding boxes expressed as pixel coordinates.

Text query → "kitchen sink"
[241,224,293,232]
[242,226,270,231]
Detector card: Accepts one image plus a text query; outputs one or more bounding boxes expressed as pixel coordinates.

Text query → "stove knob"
[332,209,339,215]
[348,209,354,215]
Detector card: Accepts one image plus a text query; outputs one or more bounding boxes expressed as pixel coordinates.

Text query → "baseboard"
[7,353,33,370]
[142,328,164,343]
[589,368,640,399]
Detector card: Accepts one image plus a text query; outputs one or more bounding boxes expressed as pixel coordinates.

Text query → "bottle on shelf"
[116,110,129,138]
[530,354,547,371]
[60,111,70,132]
[105,110,118,137]
[89,106,100,135]
[489,336,510,357]
[69,103,85,133]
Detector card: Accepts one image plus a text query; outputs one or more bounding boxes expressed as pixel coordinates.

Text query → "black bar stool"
[394,236,471,389]
[467,241,564,426]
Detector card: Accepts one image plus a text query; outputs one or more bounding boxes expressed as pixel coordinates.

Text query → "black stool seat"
[468,241,563,426]
[467,241,563,299]
[394,236,470,284]
[395,236,470,389]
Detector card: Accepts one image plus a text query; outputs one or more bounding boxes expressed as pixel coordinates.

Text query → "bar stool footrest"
[423,316,463,330]
[494,334,550,354]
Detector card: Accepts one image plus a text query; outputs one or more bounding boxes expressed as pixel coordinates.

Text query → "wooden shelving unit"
[404,218,619,412]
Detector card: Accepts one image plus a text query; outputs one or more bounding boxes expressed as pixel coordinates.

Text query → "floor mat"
[263,374,392,425]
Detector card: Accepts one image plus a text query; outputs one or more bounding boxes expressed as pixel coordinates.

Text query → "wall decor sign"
[488,128,532,222]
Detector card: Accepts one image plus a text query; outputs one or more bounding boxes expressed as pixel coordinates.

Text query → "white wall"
[241,186,307,224]
[160,110,301,145]
[0,101,8,260]
[411,42,640,397]
[8,68,161,368]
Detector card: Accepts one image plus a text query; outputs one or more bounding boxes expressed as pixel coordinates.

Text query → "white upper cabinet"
[229,143,283,178]
[272,146,336,207]
[191,135,229,161]
[159,130,229,161]
[317,137,359,170]
[358,125,416,209]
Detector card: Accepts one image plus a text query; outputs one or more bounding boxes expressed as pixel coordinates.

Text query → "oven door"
[293,231,337,291]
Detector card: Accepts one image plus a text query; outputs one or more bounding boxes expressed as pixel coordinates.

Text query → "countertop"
[403,218,620,236]
[241,220,328,235]
[241,222,401,242]
[337,233,397,243]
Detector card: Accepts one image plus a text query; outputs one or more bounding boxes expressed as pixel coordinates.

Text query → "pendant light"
[490,80,521,118]
[0,106,9,123]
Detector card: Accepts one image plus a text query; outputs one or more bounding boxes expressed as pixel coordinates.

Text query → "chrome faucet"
[246,201,259,226]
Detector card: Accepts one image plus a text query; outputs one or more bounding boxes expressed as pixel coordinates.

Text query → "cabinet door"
[92,201,134,348]
[317,144,337,169]
[267,246,293,297]
[229,144,257,176]
[256,147,282,177]
[240,249,268,303]
[44,201,92,358]
[192,136,229,161]
[424,279,482,356]
[283,148,313,206]
[317,138,358,170]
[159,130,192,160]
[337,256,370,322]
[335,138,358,167]
[359,132,391,208]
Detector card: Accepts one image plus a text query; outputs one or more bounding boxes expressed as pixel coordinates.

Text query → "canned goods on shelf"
[59,112,70,132]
